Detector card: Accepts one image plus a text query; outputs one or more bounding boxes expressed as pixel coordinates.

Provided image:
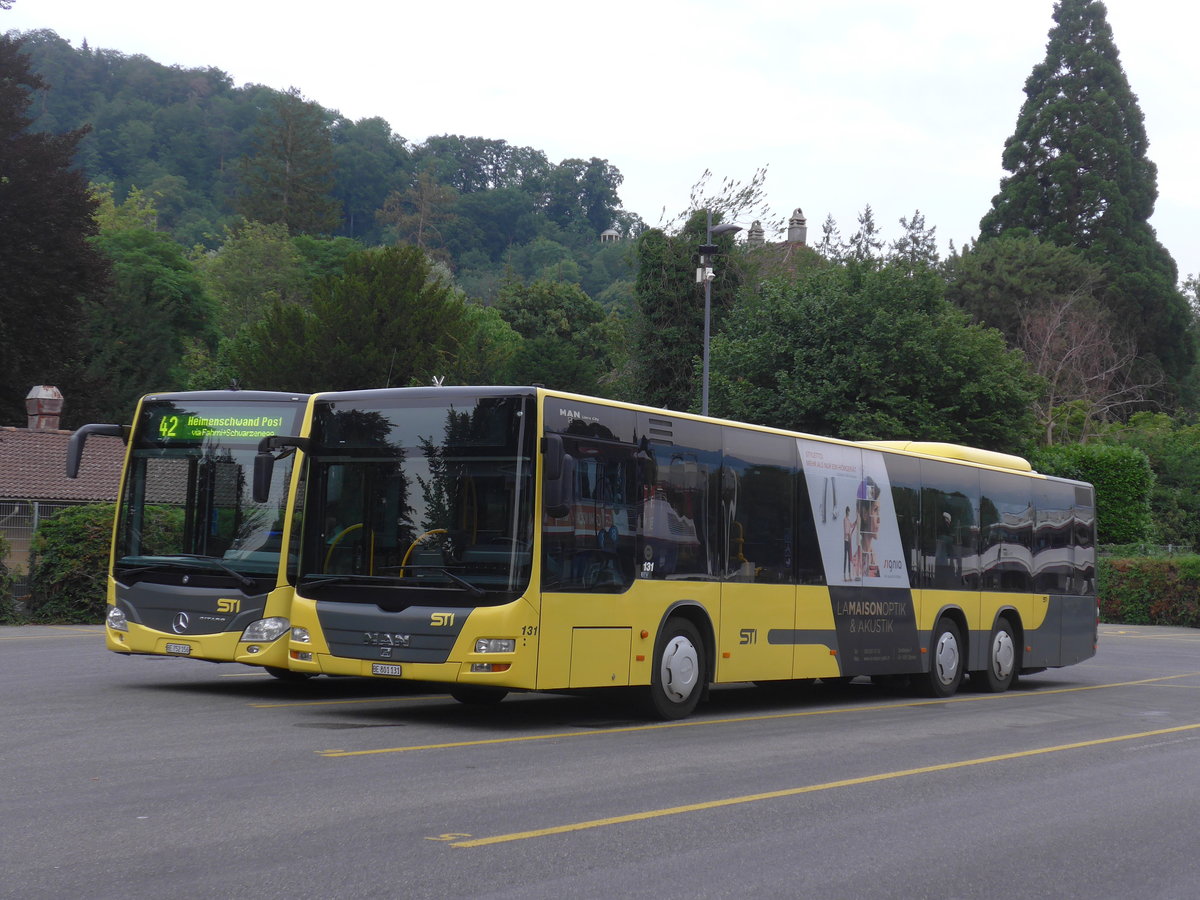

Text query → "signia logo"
[172,612,190,634]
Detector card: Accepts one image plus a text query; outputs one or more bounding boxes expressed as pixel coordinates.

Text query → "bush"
[1033,443,1153,544]
[27,505,117,623]
[0,532,18,624]
[1098,555,1200,627]
[27,503,182,624]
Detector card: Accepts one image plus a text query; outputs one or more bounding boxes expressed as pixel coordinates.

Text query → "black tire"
[449,685,507,706]
[265,666,314,682]
[644,618,706,720]
[978,617,1018,693]
[921,618,964,698]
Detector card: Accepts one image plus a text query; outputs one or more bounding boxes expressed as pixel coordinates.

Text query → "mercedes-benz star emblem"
[172,612,190,634]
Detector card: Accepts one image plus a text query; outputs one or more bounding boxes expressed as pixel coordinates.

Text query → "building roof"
[0,427,124,502]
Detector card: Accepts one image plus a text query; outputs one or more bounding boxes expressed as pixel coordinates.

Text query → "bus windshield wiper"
[301,574,390,588]
[400,566,486,598]
[116,556,257,591]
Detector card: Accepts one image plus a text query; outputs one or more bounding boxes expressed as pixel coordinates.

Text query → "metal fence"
[0,499,87,597]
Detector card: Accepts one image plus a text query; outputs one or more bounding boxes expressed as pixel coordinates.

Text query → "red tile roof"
[0,427,125,501]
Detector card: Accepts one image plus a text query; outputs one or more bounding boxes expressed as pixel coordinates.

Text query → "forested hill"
[10,28,642,302]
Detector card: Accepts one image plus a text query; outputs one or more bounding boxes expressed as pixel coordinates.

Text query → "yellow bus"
[257,386,1097,717]
[68,390,309,677]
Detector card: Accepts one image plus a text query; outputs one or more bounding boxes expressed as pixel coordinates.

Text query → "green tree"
[847,204,883,263]
[948,234,1157,445]
[237,87,340,235]
[0,33,109,424]
[331,115,410,243]
[1104,413,1200,547]
[377,168,459,253]
[707,263,1040,451]
[493,277,621,395]
[80,227,219,421]
[445,303,523,386]
[193,221,308,338]
[979,0,1193,393]
[228,245,473,391]
[632,210,743,411]
[888,209,939,271]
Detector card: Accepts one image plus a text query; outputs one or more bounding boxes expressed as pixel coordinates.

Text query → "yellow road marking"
[1099,629,1200,640]
[451,721,1200,847]
[314,673,1200,758]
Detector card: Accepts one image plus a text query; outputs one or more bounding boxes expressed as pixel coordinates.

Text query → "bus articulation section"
[265,387,1097,717]
[68,390,309,675]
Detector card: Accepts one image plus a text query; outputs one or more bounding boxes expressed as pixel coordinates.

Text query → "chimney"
[746,220,765,247]
[788,208,808,245]
[25,385,64,431]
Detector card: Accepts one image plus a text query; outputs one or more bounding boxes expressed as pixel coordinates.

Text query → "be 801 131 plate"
[371,663,403,676]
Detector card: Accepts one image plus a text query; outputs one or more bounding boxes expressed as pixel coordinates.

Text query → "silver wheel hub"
[991,629,1015,681]
[933,630,960,686]
[660,635,700,703]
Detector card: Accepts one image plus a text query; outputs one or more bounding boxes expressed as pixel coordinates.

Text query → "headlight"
[106,606,128,632]
[474,638,515,653]
[291,626,311,644]
[240,617,290,642]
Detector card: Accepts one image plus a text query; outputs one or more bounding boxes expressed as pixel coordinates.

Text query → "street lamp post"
[699,210,742,417]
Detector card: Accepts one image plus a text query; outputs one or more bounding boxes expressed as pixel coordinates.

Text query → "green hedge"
[1098,556,1200,628]
[1032,443,1153,544]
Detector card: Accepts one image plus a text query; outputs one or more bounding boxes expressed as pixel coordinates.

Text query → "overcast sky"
[5,0,1197,280]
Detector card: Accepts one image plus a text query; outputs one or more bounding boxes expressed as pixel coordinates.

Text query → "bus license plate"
[371,664,403,676]
[165,643,192,656]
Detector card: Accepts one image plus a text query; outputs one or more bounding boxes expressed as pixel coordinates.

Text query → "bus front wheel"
[645,618,706,720]
[265,666,313,682]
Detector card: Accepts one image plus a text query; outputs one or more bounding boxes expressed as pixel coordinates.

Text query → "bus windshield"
[298,391,535,605]
[115,398,305,585]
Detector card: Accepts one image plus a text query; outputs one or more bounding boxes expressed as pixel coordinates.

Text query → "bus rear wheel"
[977,617,1018,693]
[921,618,964,698]
[645,618,706,720]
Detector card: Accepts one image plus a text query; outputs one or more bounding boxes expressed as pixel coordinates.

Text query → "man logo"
[172,612,190,634]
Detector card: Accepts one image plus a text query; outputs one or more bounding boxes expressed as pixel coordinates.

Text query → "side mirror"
[253,451,275,504]
[253,435,309,503]
[66,423,128,478]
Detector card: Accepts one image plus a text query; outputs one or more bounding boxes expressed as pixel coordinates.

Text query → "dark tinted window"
[637,413,721,581]
[1033,479,1075,593]
[922,461,979,590]
[980,470,1032,593]
[722,428,796,584]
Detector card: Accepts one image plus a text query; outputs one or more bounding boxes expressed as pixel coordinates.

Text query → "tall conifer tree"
[237,87,340,236]
[0,33,107,424]
[979,0,1193,392]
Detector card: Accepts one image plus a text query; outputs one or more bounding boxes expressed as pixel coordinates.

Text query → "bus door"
[717,428,797,683]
